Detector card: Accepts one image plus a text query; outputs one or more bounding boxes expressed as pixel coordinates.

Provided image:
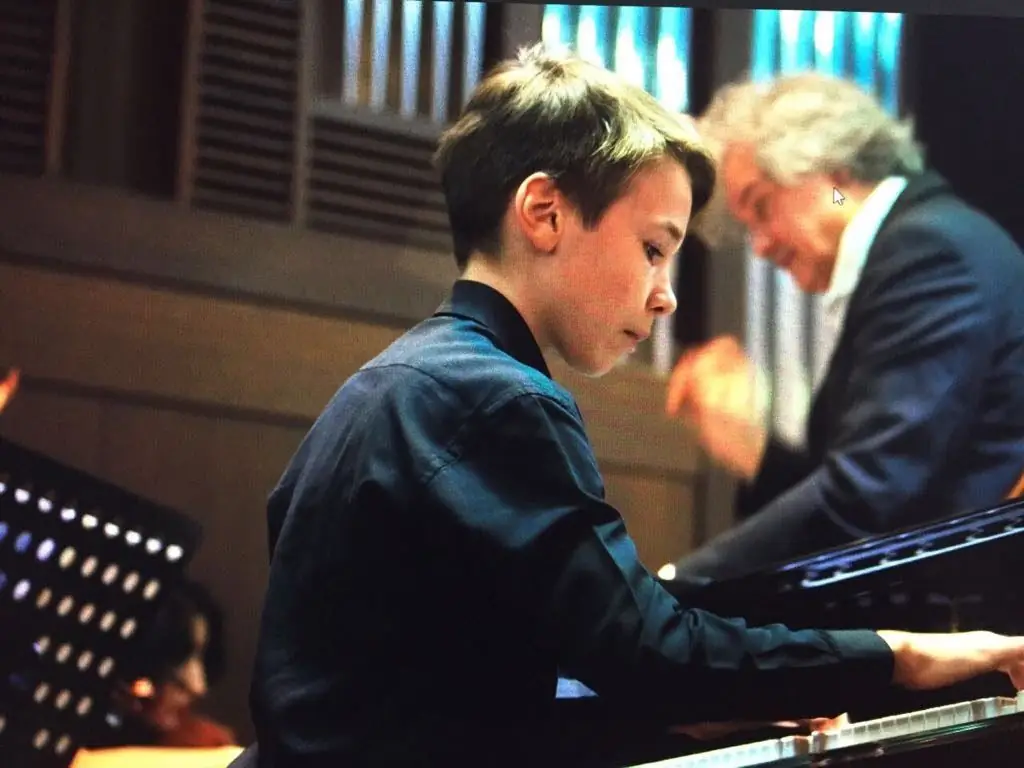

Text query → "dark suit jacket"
[675,172,1024,581]
[246,280,894,768]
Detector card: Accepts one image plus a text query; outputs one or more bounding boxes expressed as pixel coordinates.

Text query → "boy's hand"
[879,630,1024,690]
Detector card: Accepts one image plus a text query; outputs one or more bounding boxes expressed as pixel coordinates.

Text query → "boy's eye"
[645,243,664,263]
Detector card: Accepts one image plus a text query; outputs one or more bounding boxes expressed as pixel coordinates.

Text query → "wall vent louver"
[189,0,299,221]
[307,115,451,253]
[0,1,56,176]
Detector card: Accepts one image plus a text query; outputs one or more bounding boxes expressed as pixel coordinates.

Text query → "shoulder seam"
[420,387,583,489]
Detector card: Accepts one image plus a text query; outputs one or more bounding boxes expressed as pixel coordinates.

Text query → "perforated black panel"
[0,438,202,767]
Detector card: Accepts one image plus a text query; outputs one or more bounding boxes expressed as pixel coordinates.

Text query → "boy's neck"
[460,255,553,351]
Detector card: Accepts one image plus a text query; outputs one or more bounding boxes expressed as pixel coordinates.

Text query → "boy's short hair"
[434,44,716,269]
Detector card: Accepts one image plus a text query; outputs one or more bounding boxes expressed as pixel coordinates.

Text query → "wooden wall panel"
[604,471,696,572]
[0,175,458,326]
[0,260,701,478]
[198,419,307,731]
[0,389,104,475]
[97,406,216,515]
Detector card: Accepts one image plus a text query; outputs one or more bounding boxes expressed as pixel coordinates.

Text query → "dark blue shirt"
[248,280,895,767]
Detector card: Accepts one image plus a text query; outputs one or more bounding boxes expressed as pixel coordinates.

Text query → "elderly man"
[666,72,1024,582]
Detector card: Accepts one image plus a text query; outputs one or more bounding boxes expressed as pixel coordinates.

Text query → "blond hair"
[693,72,924,247]
[435,44,716,268]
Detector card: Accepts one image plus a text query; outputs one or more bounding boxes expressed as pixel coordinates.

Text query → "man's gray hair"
[692,72,925,247]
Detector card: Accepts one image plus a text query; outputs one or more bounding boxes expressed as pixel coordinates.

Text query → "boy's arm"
[424,390,895,726]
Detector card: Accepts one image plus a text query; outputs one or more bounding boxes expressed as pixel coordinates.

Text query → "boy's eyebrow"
[659,221,685,244]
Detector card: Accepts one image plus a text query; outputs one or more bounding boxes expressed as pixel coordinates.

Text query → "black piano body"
[661,496,1024,719]
[686,708,1024,767]
[663,496,1024,636]
[552,695,1024,767]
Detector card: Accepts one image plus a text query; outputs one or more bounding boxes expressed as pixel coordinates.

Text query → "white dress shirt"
[773,176,909,450]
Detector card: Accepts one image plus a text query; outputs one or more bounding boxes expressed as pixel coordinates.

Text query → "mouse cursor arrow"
[833,187,845,206]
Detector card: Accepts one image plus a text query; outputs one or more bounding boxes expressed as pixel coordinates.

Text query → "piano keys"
[627,692,1024,767]
[543,499,1024,767]
[593,497,1024,768]
[659,496,1024,723]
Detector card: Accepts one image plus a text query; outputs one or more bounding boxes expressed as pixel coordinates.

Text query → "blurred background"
[0,0,1021,745]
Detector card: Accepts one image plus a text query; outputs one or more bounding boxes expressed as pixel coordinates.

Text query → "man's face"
[720,144,844,293]
[547,158,691,377]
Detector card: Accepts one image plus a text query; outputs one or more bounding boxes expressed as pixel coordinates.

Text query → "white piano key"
[625,695,1024,768]
[626,735,808,767]
[809,696,1019,753]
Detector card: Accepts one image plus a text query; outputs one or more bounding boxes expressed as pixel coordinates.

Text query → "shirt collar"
[434,279,551,378]
[826,176,909,308]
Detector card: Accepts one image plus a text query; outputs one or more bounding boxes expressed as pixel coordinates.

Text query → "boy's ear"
[512,173,566,254]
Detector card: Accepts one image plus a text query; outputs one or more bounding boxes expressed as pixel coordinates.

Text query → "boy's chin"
[564,354,619,379]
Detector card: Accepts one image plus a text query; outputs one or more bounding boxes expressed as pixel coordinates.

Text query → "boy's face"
[540,158,691,377]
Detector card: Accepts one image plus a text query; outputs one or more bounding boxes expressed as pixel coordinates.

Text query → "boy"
[242,46,1024,768]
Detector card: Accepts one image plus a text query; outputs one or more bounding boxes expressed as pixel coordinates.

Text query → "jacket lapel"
[803,172,954,458]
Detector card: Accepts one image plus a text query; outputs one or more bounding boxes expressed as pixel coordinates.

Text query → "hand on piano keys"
[879,629,1024,690]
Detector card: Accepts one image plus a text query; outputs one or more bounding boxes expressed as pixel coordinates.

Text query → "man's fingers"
[667,350,735,417]
[702,335,741,355]
[698,336,745,368]
[666,350,700,416]
[666,336,753,424]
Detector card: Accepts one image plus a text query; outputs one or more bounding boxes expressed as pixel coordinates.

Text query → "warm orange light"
[131,678,155,699]
[0,368,20,414]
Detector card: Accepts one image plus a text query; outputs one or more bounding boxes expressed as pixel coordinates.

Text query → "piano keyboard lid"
[661,496,1024,602]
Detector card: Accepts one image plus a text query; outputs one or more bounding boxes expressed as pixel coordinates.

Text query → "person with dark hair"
[70,581,241,766]
[230,46,1024,768]
[102,579,236,749]
[0,367,19,413]
[130,579,235,748]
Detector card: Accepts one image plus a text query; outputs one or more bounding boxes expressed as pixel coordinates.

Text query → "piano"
[660,496,1024,639]
[560,497,1024,767]
[626,692,1024,767]
[662,495,1024,720]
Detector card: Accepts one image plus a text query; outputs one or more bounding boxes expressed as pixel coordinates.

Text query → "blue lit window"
[340,0,488,123]
[542,5,692,113]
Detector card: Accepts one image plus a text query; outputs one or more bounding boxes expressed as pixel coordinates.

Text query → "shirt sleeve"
[736,437,815,521]
[423,389,895,725]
